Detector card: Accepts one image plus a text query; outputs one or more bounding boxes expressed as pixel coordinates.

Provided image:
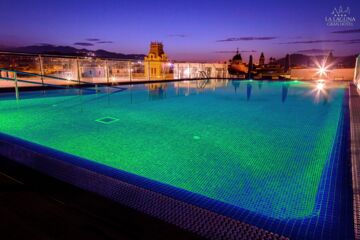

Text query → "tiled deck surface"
[349,83,360,240]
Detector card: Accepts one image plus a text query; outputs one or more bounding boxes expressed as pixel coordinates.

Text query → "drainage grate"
[95,117,119,124]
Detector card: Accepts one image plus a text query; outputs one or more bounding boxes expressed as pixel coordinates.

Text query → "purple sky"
[0,0,359,61]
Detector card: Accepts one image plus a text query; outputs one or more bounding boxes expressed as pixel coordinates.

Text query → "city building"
[228,51,289,80]
[228,49,248,78]
[144,42,168,79]
[259,52,265,67]
[252,56,289,80]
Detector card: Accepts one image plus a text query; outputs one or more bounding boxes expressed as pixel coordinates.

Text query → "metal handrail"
[0,51,143,62]
[0,51,227,65]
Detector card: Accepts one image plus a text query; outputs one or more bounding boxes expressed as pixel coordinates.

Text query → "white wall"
[290,68,355,81]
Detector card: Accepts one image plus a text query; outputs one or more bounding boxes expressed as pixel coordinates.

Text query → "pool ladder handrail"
[199,70,209,79]
[198,71,210,88]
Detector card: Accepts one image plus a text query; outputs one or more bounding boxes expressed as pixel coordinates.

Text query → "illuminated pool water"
[0,80,353,239]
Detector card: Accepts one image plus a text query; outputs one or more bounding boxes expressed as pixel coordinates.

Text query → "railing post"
[202,64,204,78]
[38,54,44,86]
[76,57,81,84]
[177,63,180,79]
[128,61,132,82]
[105,60,110,84]
[188,64,191,79]
[14,72,19,100]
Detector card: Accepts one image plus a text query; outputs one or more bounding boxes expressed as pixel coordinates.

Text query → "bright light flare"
[315,63,330,78]
[313,55,336,79]
[308,80,329,103]
[317,66,327,76]
[65,72,73,81]
[316,82,324,90]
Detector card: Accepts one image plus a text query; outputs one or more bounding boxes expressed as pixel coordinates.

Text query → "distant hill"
[276,53,358,68]
[0,44,145,60]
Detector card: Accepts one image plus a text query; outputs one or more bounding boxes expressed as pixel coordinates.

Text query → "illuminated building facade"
[144,42,168,79]
[227,49,248,77]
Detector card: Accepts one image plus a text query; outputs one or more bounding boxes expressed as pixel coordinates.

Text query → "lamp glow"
[316,82,324,90]
[318,67,326,76]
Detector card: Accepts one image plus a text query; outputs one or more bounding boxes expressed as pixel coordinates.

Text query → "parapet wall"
[291,68,354,81]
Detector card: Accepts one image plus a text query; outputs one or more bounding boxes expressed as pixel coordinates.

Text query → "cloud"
[74,42,94,46]
[345,39,360,44]
[217,37,276,42]
[279,39,360,44]
[168,34,188,38]
[331,28,360,34]
[86,38,101,42]
[84,38,113,44]
[37,43,54,46]
[215,50,257,53]
[240,50,257,53]
[296,49,333,54]
[280,40,341,44]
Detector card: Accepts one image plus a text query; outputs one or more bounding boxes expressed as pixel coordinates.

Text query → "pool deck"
[350,83,360,240]
[0,156,203,240]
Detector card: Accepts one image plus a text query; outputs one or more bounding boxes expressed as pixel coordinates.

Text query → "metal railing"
[0,68,128,99]
[0,52,229,88]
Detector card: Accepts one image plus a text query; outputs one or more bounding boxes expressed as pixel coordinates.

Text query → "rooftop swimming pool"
[0,80,354,239]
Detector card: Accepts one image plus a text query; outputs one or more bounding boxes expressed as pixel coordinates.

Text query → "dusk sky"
[0,0,359,61]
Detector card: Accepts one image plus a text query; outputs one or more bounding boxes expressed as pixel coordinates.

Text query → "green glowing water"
[0,80,345,220]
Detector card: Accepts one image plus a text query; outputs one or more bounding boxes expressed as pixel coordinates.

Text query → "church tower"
[259,52,265,67]
[144,42,168,79]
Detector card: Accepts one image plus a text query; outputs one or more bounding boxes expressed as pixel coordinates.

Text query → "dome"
[232,49,242,61]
